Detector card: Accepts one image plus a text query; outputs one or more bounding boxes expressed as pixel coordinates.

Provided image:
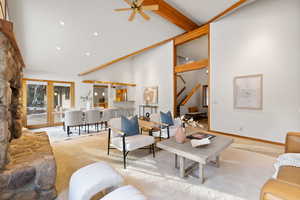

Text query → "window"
[22,79,75,128]
[202,85,209,107]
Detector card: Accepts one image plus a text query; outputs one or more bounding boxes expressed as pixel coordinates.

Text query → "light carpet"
[50,132,276,200]
[30,126,102,143]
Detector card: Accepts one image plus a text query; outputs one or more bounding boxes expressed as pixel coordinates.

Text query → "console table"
[138,104,158,117]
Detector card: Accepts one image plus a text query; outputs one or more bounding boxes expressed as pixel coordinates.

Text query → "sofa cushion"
[121,115,140,136]
[111,135,154,151]
[277,166,300,186]
[160,111,174,126]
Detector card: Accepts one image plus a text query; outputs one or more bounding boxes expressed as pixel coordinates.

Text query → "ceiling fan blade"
[142,5,159,11]
[139,10,150,20]
[115,8,133,12]
[129,9,137,21]
[136,0,145,6]
[123,0,133,6]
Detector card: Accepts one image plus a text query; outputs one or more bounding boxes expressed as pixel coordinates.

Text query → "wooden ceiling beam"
[143,0,199,32]
[174,24,209,46]
[175,59,208,73]
[82,80,136,87]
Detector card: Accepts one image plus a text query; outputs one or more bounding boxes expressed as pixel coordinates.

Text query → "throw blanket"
[273,153,300,178]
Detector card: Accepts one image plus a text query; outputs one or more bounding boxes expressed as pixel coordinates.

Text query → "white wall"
[210,0,300,143]
[87,41,175,114]
[176,35,208,63]
[24,41,175,114]
[84,59,134,83]
[84,58,135,105]
[132,41,174,114]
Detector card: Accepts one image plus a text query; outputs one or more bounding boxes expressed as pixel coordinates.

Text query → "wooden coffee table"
[157,134,233,183]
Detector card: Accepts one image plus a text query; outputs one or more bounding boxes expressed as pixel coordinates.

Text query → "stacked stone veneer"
[0,31,57,199]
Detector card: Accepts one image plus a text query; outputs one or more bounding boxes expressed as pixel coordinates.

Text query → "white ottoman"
[69,162,123,200]
[100,185,147,200]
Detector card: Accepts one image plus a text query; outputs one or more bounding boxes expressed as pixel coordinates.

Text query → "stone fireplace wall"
[0,31,23,169]
[0,26,57,199]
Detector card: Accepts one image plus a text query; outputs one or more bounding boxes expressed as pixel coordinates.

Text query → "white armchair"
[65,110,84,136]
[150,113,183,139]
[100,185,146,200]
[69,162,147,200]
[69,162,124,200]
[107,118,155,169]
[84,109,101,133]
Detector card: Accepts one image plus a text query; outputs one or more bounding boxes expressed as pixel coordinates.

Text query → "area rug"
[30,126,103,143]
[52,134,276,200]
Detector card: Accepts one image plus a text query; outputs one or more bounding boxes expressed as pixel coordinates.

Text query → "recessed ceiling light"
[59,21,65,26]
[85,52,91,56]
[93,32,99,36]
[56,46,61,51]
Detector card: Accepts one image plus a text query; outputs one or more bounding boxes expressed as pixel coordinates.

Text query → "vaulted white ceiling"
[9,0,240,76]
[165,0,240,25]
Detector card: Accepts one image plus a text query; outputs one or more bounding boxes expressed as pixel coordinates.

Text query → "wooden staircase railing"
[176,86,186,98]
[178,95,188,107]
[177,74,186,84]
[181,83,201,106]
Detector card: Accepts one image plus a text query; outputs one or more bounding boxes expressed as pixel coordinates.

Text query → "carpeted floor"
[34,126,284,200]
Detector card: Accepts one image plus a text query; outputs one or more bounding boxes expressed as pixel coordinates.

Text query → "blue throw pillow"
[160,111,174,126]
[121,115,140,136]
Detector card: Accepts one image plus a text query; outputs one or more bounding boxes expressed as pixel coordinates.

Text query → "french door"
[22,79,75,129]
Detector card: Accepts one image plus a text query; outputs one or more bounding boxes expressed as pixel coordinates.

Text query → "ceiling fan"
[115,0,159,21]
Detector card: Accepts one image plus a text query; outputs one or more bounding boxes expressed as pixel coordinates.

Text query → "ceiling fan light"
[59,20,65,26]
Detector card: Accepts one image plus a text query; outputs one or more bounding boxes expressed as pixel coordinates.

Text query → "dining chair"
[84,109,101,133]
[101,109,112,130]
[65,110,84,136]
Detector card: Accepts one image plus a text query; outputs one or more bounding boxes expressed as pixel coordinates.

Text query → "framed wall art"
[234,74,263,110]
[143,86,158,105]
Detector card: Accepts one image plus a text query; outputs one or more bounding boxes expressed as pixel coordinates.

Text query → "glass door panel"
[53,83,72,123]
[23,79,75,128]
[93,85,108,108]
[26,81,48,126]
